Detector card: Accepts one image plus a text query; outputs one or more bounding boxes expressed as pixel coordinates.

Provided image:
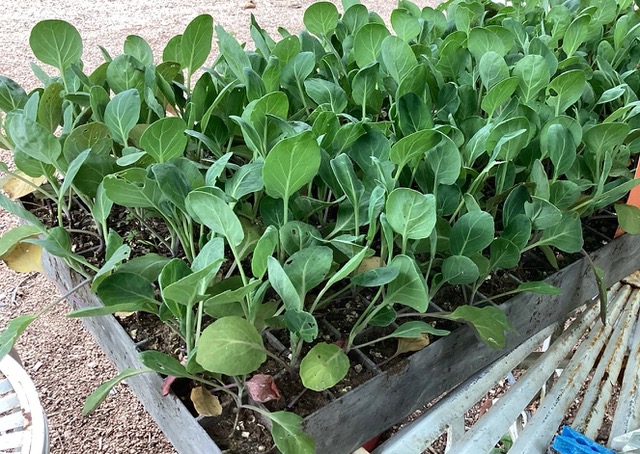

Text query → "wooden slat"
[0,394,19,415]
[0,379,12,396]
[41,253,222,454]
[0,430,23,450]
[302,234,640,453]
[0,411,25,432]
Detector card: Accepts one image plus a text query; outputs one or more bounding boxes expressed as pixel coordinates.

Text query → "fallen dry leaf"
[356,256,382,275]
[245,374,281,403]
[395,334,430,355]
[114,311,135,319]
[190,386,222,417]
[0,172,48,200]
[243,0,256,9]
[2,242,43,273]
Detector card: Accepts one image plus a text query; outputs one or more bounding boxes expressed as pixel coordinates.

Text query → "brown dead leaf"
[190,386,222,417]
[1,172,47,200]
[243,0,256,9]
[395,334,430,355]
[3,242,43,273]
[356,256,382,275]
[245,374,281,403]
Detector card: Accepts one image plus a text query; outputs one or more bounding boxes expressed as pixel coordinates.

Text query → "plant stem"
[229,242,252,322]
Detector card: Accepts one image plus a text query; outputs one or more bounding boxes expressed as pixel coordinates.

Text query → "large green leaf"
[303,1,339,36]
[268,412,315,454]
[267,256,302,311]
[196,316,266,376]
[94,272,158,313]
[385,254,429,312]
[446,305,512,349]
[513,55,550,103]
[29,20,82,71]
[380,35,417,84]
[104,89,141,146]
[263,131,321,201]
[442,255,480,284]
[0,76,27,112]
[182,15,214,77]
[6,112,61,166]
[140,117,188,163]
[615,204,640,234]
[536,212,583,253]
[300,342,349,391]
[186,190,244,247]
[251,225,278,279]
[284,246,333,300]
[546,70,586,115]
[353,23,390,68]
[450,211,494,256]
[386,188,437,240]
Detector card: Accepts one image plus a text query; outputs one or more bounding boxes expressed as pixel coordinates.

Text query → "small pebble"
[241,431,250,438]
[258,446,266,452]
[354,364,362,373]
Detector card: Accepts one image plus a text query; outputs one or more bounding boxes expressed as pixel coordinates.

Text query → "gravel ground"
[0,1,414,453]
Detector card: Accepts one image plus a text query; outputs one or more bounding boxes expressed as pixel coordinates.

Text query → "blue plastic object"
[552,426,615,454]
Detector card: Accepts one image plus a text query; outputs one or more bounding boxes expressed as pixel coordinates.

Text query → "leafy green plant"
[1,0,640,451]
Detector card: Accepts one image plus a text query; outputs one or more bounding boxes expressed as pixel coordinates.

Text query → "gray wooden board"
[41,252,222,454]
[302,234,640,453]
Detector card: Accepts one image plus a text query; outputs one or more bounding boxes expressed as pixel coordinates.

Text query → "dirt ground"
[0,1,416,453]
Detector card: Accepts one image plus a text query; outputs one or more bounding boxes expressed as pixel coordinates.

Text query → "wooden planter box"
[41,233,640,454]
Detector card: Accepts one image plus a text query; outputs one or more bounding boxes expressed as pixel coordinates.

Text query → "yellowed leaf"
[1,172,47,200]
[114,311,135,319]
[395,334,430,355]
[190,386,222,417]
[356,256,382,275]
[2,242,43,273]
[243,0,256,8]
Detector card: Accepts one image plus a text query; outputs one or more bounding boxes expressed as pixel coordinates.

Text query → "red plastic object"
[362,435,381,451]
[615,159,640,238]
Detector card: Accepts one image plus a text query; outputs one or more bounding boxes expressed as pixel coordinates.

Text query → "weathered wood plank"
[302,234,640,453]
[41,252,222,454]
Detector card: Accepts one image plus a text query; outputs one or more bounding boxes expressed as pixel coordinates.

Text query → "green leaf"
[279,221,320,256]
[513,55,550,103]
[225,161,264,201]
[385,254,429,312]
[442,255,480,284]
[59,149,90,201]
[386,188,436,240]
[536,213,583,253]
[140,117,187,163]
[481,76,519,117]
[583,123,630,160]
[284,246,333,300]
[182,15,214,77]
[92,244,131,291]
[304,79,348,113]
[479,52,509,90]
[563,14,591,57]
[139,351,189,377]
[397,93,432,136]
[0,193,45,230]
[196,316,266,376]
[29,20,82,71]
[446,305,512,349]
[353,23,390,68]
[187,190,244,247]
[95,272,158,312]
[546,70,586,115]
[331,154,365,211]
[263,131,321,201]
[267,256,302,311]
[0,314,38,360]
[390,321,450,338]
[106,55,144,93]
[516,281,562,295]
[0,76,27,112]
[615,204,640,234]
[391,9,421,42]
[283,309,318,342]
[300,342,349,391]
[468,28,505,61]
[546,124,577,180]
[164,260,223,305]
[380,35,417,84]
[23,227,72,259]
[268,411,315,454]
[351,266,399,287]
[490,238,520,270]
[124,35,153,66]
[83,368,150,416]
[104,89,141,146]
[37,82,64,133]
[118,254,171,282]
[0,225,42,257]
[6,112,61,166]
[303,2,339,36]
[450,211,494,255]
[252,226,278,279]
